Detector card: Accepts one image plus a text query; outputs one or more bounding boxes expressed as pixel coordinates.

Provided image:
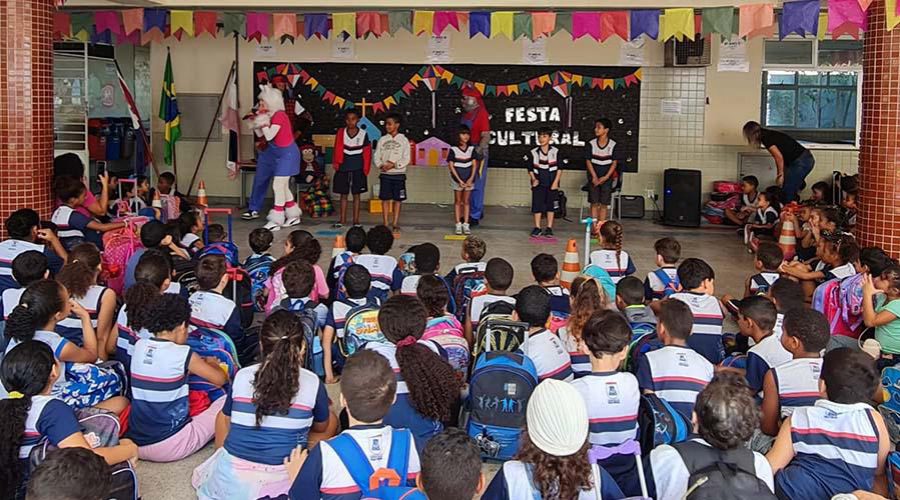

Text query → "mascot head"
[257,84,285,114]
[300,143,317,163]
[461,85,484,113]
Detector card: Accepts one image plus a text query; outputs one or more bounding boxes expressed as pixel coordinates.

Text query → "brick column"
[0,0,54,230]
[859,1,900,258]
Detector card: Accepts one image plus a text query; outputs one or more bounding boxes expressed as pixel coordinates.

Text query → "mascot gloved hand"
[252,84,302,230]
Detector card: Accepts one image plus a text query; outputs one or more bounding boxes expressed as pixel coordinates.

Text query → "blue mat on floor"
[315,230,343,237]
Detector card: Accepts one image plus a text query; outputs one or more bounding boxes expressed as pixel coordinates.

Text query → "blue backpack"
[653,268,680,298]
[452,267,487,322]
[186,327,240,401]
[466,351,538,461]
[329,429,424,500]
[243,254,273,313]
[272,299,323,377]
[637,393,690,453]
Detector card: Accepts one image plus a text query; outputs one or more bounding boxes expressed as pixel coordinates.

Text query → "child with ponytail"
[559,277,611,379]
[589,220,636,284]
[193,310,336,498]
[55,243,117,350]
[366,295,460,451]
[0,341,137,499]
[5,279,121,408]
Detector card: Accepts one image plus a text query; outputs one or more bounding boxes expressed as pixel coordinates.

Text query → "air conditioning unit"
[664,37,712,67]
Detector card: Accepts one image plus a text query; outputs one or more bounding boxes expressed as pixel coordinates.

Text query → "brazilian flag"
[159,51,181,165]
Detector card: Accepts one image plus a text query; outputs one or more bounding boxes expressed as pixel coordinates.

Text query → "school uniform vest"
[449,145,476,171]
[522,329,574,382]
[573,372,640,447]
[756,206,779,224]
[181,233,200,249]
[0,239,45,282]
[588,138,616,176]
[354,254,400,294]
[128,338,192,446]
[544,285,571,314]
[559,327,591,379]
[224,364,322,465]
[56,285,108,344]
[340,129,367,170]
[165,282,184,296]
[829,263,857,281]
[746,334,792,396]
[2,286,24,319]
[330,297,372,339]
[530,146,559,184]
[776,400,880,499]
[7,330,69,394]
[643,345,713,418]
[469,294,516,326]
[114,305,151,372]
[189,291,237,330]
[453,261,486,275]
[50,206,84,239]
[19,395,61,459]
[646,267,678,299]
[316,426,419,498]
[773,312,785,339]
[589,249,635,283]
[670,292,724,363]
[749,272,780,294]
[742,192,759,208]
[364,341,443,396]
[773,358,823,417]
[399,274,421,296]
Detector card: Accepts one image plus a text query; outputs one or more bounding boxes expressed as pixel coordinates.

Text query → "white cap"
[526,379,589,457]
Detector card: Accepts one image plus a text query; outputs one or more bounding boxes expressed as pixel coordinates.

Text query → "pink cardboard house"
[415,137,451,167]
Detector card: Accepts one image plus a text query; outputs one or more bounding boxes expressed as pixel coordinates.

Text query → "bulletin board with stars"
[253,62,641,172]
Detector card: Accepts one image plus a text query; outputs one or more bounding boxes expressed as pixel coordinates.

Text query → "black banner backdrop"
[253,62,641,172]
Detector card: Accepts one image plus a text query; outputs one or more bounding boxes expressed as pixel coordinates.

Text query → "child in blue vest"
[193,309,337,499]
[665,258,726,364]
[51,176,125,251]
[128,294,229,462]
[559,277,610,379]
[768,278,806,339]
[644,237,681,300]
[531,253,571,315]
[2,250,48,322]
[242,227,275,312]
[516,285,574,382]
[278,260,328,329]
[737,296,791,397]
[188,254,244,347]
[323,264,376,384]
[615,276,657,339]
[176,211,204,255]
[761,308,830,436]
[288,349,421,499]
[55,243,117,347]
[748,242,784,296]
[110,281,159,376]
[0,208,65,294]
[767,348,890,499]
[572,309,643,496]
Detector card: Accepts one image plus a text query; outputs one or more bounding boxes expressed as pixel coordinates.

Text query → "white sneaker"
[263,221,282,231]
[283,217,301,227]
[455,223,463,235]
[463,223,471,235]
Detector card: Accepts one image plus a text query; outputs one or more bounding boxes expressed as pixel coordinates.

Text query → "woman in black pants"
[743,121,815,203]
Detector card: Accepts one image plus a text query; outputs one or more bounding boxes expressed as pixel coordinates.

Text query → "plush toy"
[297,144,334,218]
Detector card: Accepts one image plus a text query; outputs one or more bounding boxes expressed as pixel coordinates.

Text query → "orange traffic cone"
[778,218,797,261]
[331,235,346,258]
[197,180,208,207]
[561,239,580,289]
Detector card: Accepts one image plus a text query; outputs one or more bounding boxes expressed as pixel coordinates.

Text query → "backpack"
[30,407,138,500]
[422,315,470,381]
[186,327,240,401]
[653,268,680,298]
[466,351,538,461]
[473,316,529,359]
[813,277,862,339]
[580,265,619,301]
[838,272,866,336]
[272,300,323,377]
[637,393,690,453]
[672,441,777,500]
[888,451,900,498]
[625,332,661,373]
[339,303,384,357]
[100,217,149,296]
[750,274,774,295]
[243,255,273,313]
[452,268,487,322]
[333,253,357,302]
[329,429,422,499]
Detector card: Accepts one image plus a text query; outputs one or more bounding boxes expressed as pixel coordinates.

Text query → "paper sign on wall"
[718,36,750,73]
[256,44,277,57]
[332,35,355,60]
[661,99,683,116]
[427,34,452,63]
[522,38,548,64]
[619,39,645,66]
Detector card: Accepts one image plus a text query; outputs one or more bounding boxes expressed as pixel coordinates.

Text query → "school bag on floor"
[29,407,138,500]
[452,267,487,323]
[624,332,662,373]
[422,315,470,381]
[466,350,538,461]
[271,299,323,377]
[339,302,384,358]
[637,393,689,453]
[672,440,777,500]
[813,276,865,339]
[473,301,527,359]
[329,429,425,500]
[187,327,240,401]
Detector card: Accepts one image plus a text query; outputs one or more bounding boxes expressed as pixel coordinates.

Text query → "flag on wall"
[159,50,181,166]
[219,69,240,179]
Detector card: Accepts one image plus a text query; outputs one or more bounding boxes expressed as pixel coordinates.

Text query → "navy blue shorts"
[333,169,368,195]
[378,175,407,202]
[531,186,559,214]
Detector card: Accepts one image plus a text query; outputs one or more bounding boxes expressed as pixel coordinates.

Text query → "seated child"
[150,171,192,215]
[51,176,125,250]
[176,211,204,254]
[560,277,611,379]
[327,226,367,292]
[205,223,226,244]
[666,258,726,364]
[277,260,329,328]
[650,371,775,499]
[644,237,681,300]
[26,447,119,500]
[809,181,831,204]
[242,227,275,312]
[124,220,188,290]
[0,208,65,292]
[189,254,245,347]
[264,230,329,311]
[445,234,487,285]
[0,341,137,499]
[401,243,442,296]
[747,242,784,296]
[138,249,187,298]
[841,175,859,229]
[418,428,485,499]
[615,276,657,338]
[418,274,470,379]
[515,285,574,382]
[723,175,760,226]
[767,278,806,339]
[193,310,336,499]
[589,220,636,283]
[365,295,459,451]
[116,176,152,218]
[571,309,643,496]
[743,190,780,247]
[289,350,421,496]
[637,299,714,419]
[531,253,571,315]
[465,257,515,345]
[55,243,117,347]
[781,233,859,299]
[109,266,165,370]
[766,348,890,499]
[128,294,229,463]
[482,379,625,500]
[738,296,792,396]
[2,250,49,321]
[760,308,830,436]
[353,225,404,302]
[863,265,900,360]
[323,265,377,384]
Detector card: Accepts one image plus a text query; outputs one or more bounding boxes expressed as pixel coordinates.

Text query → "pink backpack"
[422,315,470,381]
[812,276,864,339]
[101,217,148,295]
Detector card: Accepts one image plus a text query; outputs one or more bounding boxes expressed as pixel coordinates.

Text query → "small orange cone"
[778,218,797,261]
[197,180,208,207]
[561,239,580,289]
[331,235,346,258]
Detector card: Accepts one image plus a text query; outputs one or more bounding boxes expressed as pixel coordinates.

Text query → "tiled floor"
[137,203,754,499]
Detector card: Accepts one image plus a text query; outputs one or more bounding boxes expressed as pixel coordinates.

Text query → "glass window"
[761,70,859,144]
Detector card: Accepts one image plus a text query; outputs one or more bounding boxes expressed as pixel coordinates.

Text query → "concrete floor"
[137,203,754,499]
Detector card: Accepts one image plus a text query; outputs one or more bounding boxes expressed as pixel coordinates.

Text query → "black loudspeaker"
[663,169,702,227]
[619,195,645,218]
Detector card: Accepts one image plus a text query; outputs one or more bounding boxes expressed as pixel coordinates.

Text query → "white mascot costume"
[249,84,302,230]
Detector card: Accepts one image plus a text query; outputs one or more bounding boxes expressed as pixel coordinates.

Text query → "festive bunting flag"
[630,10,660,40]
[170,10,194,40]
[304,14,329,39]
[661,8,695,40]
[433,11,459,35]
[91,26,112,45]
[332,12,356,38]
[514,12,532,40]
[818,12,829,39]
[116,31,141,45]
[572,12,601,40]
[272,13,297,41]
[143,9,168,34]
[194,12,218,38]
[485,85,497,96]
[739,4,775,38]
[384,96,397,108]
[887,0,900,30]
[828,0,866,35]
[780,0,820,39]
[702,7,734,35]
[554,12,574,35]
[600,11,629,41]
[246,12,270,42]
[491,11,514,39]
[141,30,164,45]
[372,101,385,114]
[94,11,124,38]
[388,11,412,34]
[323,91,336,104]
[357,12,384,38]
[532,12,556,38]
[121,9,143,36]
[413,11,434,36]
[508,84,519,95]
[539,74,552,86]
[470,11,491,38]
[53,12,71,39]
[159,51,181,166]
[222,12,246,37]
[832,21,862,38]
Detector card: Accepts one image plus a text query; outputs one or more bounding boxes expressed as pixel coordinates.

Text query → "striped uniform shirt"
[55,284,109,345]
[749,272,781,294]
[339,129,369,171]
[114,305,151,373]
[469,294,516,327]
[0,239,46,292]
[127,338,192,446]
[745,334,792,396]
[522,329,574,382]
[327,297,376,339]
[558,326,591,379]
[773,312,785,339]
[776,400,881,499]
[670,292,725,365]
[50,205,85,240]
[586,138,617,178]
[448,145,476,182]
[544,285,571,315]
[772,358,823,417]
[645,267,679,300]
[529,145,559,186]
[636,345,714,419]
[485,460,622,500]
[354,254,404,295]
[7,330,70,396]
[572,371,640,447]
[589,249,637,283]
[2,286,24,319]
[18,395,80,459]
[223,364,330,465]
[188,290,243,344]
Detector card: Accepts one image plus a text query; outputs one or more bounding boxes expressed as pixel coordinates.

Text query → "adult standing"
[460,87,491,226]
[742,121,815,203]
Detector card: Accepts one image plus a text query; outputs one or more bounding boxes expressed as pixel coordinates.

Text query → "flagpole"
[113,59,159,178]
[186,61,236,196]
